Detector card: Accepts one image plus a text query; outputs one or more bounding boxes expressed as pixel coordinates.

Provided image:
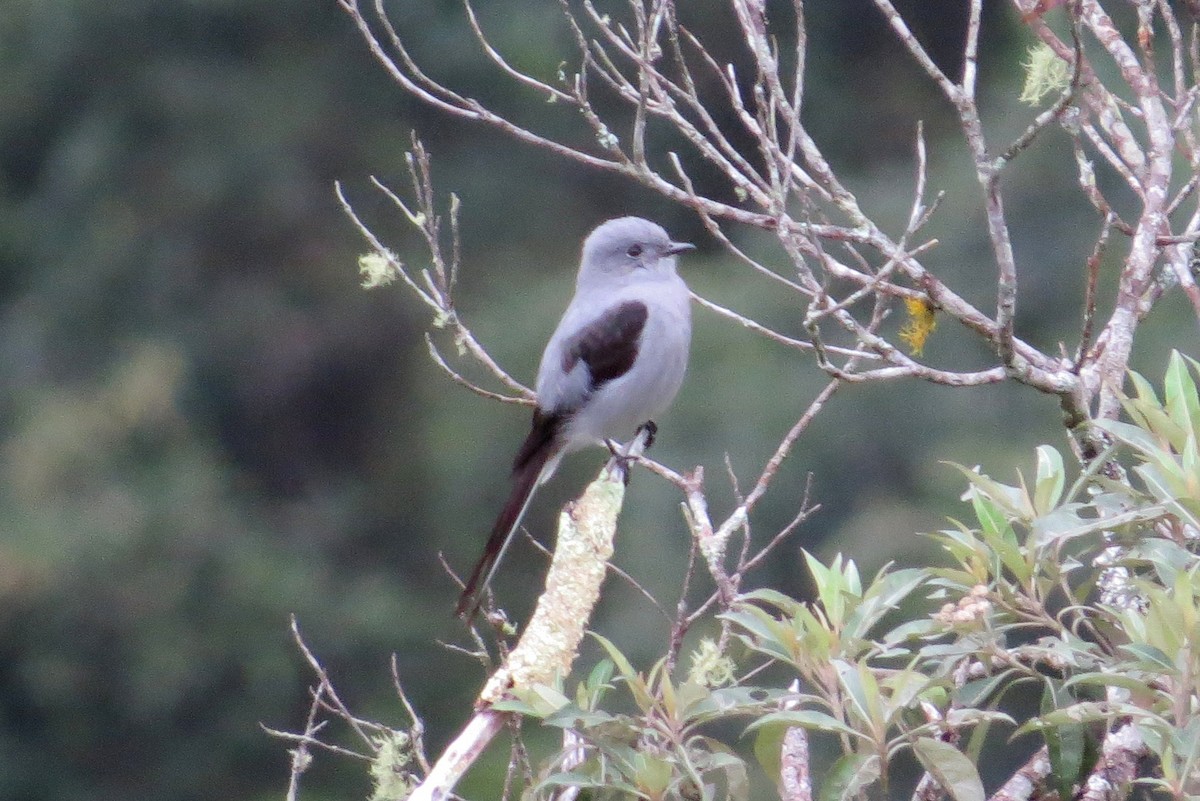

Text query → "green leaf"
[955,671,1013,708]
[1094,419,1166,460]
[1165,351,1200,444]
[1123,374,1184,448]
[817,753,880,801]
[493,683,571,717]
[589,633,654,712]
[1118,642,1176,672]
[690,737,749,801]
[589,633,637,681]
[1042,682,1086,801]
[744,709,862,740]
[804,550,856,628]
[738,587,802,613]
[1030,503,1097,546]
[929,526,988,573]
[658,664,678,720]
[1128,368,1162,410]
[579,658,614,709]
[883,668,931,714]
[685,686,784,725]
[954,464,1033,520]
[536,771,640,797]
[844,568,928,641]
[723,607,800,664]
[1015,702,1137,735]
[542,704,615,729]
[943,707,1016,729]
[1033,445,1066,515]
[752,723,786,782]
[834,660,880,731]
[487,697,540,715]
[957,486,1029,583]
[911,737,985,801]
[587,657,615,690]
[882,617,939,645]
[632,752,673,797]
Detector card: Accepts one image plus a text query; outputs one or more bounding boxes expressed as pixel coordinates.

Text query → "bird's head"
[578,216,694,284]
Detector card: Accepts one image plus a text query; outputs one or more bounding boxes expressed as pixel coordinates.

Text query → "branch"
[779,681,813,801]
[479,428,652,704]
[987,747,1050,801]
[408,432,655,801]
[338,145,534,402]
[1077,724,1146,801]
[407,710,510,801]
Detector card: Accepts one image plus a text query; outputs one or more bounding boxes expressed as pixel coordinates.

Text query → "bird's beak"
[666,241,696,256]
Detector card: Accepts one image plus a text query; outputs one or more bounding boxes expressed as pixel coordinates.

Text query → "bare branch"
[779,681,813,801]
[1075,213,1114,371]
[871,0,959,100]
[987,747,1050,801]
[390,655,432,775]
[1077,724,1146,801]
[999,12,1083,164]
[407,710,511,801]
[290,616,376,748]
[463,0,575,105]
[711,377,842,553]
[425,336,534,406]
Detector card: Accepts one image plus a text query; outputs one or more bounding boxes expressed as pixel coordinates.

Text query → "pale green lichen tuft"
[687,638,736,688]
[1020,43,1071,106]
[595,123,620,151]
[359,252,398,289]
[369,730,418,801]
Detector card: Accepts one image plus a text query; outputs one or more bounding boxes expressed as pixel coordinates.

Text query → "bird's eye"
[626,244,644,258]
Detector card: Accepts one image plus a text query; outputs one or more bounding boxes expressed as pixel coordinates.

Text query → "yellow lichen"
[898,296,938,356]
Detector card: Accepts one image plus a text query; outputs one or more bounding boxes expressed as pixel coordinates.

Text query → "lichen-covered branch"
[478,455,629,705]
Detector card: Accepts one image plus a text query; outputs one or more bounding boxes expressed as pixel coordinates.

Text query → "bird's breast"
[562,280,691,446]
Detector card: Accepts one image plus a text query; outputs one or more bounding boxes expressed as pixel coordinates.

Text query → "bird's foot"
[604,438,639,486]
[637,420,657,450]
[604,423,659,485]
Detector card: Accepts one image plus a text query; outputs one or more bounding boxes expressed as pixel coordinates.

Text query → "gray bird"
[456,216,695,620]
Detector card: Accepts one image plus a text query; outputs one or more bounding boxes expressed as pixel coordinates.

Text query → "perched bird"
[456,216,694,620]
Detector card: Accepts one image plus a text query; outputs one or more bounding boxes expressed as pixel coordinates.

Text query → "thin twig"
[290,616,375,747]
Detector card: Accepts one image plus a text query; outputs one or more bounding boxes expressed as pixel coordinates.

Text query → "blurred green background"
[2,1,1195,799]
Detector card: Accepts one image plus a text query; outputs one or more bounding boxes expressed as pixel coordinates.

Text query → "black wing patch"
[561,301,648,393]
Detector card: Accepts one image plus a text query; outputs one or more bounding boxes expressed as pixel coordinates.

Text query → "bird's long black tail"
[455,416,561,621]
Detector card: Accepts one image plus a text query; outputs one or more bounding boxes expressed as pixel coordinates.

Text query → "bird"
[455,216,695,621]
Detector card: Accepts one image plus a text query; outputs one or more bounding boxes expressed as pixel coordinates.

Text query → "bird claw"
[603,440,636,485]
[605,422,659,485]
[637,420,657,449]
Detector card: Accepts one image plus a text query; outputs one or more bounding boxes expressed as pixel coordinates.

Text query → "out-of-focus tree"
[0,3,439,799]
